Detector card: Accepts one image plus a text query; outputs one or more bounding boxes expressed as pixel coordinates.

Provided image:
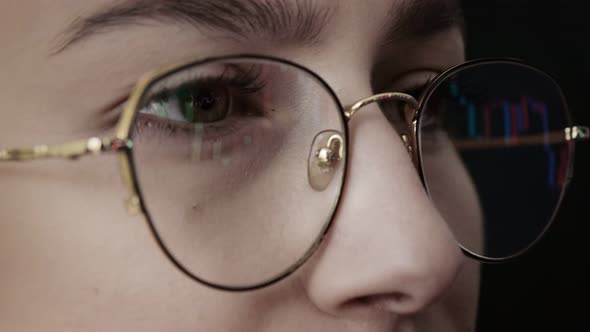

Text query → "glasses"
[1,55,588,291]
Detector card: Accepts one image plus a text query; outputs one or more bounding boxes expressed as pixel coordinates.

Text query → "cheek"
[0,156,162,326]
[0,155,280,330]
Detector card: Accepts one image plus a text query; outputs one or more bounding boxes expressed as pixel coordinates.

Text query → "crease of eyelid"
[97,94,130,132]
[374,70,439,100]
[50,0,337,55]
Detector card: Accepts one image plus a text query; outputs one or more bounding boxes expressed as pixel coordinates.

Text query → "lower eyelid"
[133,112,266,142]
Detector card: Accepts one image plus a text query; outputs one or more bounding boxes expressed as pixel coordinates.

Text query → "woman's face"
[0,0,480,331]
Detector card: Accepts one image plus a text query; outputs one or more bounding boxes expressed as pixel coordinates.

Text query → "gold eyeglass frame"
[1,55,588,291]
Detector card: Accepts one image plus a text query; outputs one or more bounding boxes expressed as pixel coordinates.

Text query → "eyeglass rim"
[117,54,351,291]
[415,58,577,263]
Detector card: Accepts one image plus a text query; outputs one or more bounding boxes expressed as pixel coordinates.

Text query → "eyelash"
[155,65,266,102]
[195,65,267,95]
[134,67,268,141]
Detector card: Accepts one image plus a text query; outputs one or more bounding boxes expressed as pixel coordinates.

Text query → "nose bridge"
[345,92,420,168]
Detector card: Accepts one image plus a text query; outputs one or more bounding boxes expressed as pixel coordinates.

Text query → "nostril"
[373,293,413,311]
[352,293,415,313]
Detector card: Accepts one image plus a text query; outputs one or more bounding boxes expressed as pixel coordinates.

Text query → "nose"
[302,99,464,317]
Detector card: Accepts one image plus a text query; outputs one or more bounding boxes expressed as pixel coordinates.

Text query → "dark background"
[461,1,589,330]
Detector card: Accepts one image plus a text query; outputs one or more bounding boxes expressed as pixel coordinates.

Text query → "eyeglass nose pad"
[308,130,345,191]
[400,102,419,169]
[400,131,419,169]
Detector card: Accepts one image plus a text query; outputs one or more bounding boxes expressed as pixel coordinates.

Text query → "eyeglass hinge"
[565,126,589,141]
[102,138,134,153]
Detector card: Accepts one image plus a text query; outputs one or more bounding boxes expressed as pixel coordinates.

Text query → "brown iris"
[175,84,231,123]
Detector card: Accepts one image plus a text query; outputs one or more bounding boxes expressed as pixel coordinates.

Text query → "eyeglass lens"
[130,58,346,289]
[419,61,572,260]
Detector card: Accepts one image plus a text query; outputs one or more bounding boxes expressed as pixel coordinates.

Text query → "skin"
[0,0,480,331]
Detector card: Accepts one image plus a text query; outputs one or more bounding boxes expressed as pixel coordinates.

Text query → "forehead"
[4,0,462,54]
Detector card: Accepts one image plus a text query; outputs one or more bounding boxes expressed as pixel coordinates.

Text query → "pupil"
[195,88,217,112]
[175,84,229,123]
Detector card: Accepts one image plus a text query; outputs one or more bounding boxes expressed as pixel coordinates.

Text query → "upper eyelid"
[144,63,265,100]
[144,63,232,99]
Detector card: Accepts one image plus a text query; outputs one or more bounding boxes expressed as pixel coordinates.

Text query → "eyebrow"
[53,0,464,55]
[381,0,465,44]
[52,0,334,54]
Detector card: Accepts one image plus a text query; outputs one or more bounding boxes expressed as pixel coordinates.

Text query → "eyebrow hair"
[52,0,464,55]
[381,0,465,45]
[52,0,334,54]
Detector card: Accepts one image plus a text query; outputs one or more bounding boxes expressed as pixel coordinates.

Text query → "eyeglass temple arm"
[453,125,589,150]
[0,137,132,161]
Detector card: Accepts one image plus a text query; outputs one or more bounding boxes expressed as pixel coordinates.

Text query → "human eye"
[378,72,438,133]
[128,59,324,174]
[135,64,268,142]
